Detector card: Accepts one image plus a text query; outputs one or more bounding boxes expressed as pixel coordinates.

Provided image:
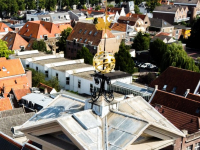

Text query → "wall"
[26,70,32,87]
[161,26,174,33]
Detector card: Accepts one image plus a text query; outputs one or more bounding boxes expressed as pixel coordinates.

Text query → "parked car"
[139,63,151,69]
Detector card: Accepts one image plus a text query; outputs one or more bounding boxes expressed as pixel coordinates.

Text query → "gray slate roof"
[0,108,24,118]
[154,5,187,12]
[0,111,35,137]
[149,18,172,28]
[174,0,199,4]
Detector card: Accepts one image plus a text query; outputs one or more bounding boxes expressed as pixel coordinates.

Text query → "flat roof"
[52,63,92,72]
[33,58,68,65]
[12,52,48,59]
[73,70,95,81]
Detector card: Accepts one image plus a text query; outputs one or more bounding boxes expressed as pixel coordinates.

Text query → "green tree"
[107,4,114,8]
[25,0,36,10]
[146,0,160,12]
[82,5,87,9]
[77,47,93,65]
[32,40,47,52]
[115,42,135,74]
[134,5,140,14]
[45,77,61,91]
[150,39,167,67]
[45,0,57,11]
[132,32,150,51]
[134,0,143,5]
[93,18,98,24]
[39,0,45,9]
[0,40,14,58]
[95,5,101,10]
[58,27,72,52]
[187,17,200,50]
[17,0,26,10]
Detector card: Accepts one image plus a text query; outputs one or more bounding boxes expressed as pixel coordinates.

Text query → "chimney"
[155,85,158,90]
[187,89,190,94]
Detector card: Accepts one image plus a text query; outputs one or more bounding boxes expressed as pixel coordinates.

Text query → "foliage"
[146,0,161,12]
[28,68,61,91]
[134,0,143,5]
[150,39,167,67]
[115,42,135,74]
[93,18,98,24]
[187,17,200,50]
[150,40,199,72]
[132,32,150,51]
[95,5,101,10]
[77,47,93,65]
[82,5,87,9]
[45,0,57,11]
[58,27,72,52]
[0,40,14,58]
[115,0,122,4]
[134,5,140,14]
[107,4,114,8]
[32,40,47,52]
[138,73,156,85]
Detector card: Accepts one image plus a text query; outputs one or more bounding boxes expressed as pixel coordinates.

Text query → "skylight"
[171,87,177,93]
[94,31,98,36]
[79,38,82,42]
[84,30,87,34]
[9,38,12,42]
[79,29,82,33]
[5,37,7,40]
[89,31,93,35]
[84,39,87,43]
[163,85,167,90]
[30,34,32,37]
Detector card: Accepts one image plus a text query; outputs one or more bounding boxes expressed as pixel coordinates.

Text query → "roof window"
[94,31,98,36]
[84,39,87,43]
[30,34,32,37]
[26,24,29,27]
[28,43,31,47]
[196,107,200,114]
[84,30,87,34]
[79,29,82,33]
[9,38,12,42]
[9,45,12,49]
[163,85,167,91]
[5,37,7,40]
[79,38,82,42]
[89,31,93,35]
[171,87,177,93]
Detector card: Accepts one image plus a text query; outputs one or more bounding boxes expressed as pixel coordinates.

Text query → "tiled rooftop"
[12,88,31,101]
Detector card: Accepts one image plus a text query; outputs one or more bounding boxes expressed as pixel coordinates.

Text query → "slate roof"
[153,104,199,134]
[126,13,146,20]
[153,5,188,12]
[0,58,25,78]
[149,18,172,28]
[0,23,13,32]
[0,109,35,137]
[2,32,28,50]
[150,90,200,117]
[111,23,127,32]
[187,93,200,102]
[67,22,115,46]
[19,21,61,39]
[12,88,31,101]
[174,0,199,4]
[149,66,200,96]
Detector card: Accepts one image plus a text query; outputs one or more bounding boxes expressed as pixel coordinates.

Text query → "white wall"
[26,14,39,21]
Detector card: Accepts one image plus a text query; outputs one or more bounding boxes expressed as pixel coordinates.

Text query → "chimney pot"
[155,85,158,90]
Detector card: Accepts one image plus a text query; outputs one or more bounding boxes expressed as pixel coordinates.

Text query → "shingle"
[150,90,200,117]
[111,23,127,32]
[149,66,200,96]
[126,13,146,20]
[174,0,198,4]
[0,23,13,32]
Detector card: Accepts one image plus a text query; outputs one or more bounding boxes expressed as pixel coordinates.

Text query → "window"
[9,45,12,49]
[45,71,48,78]
[78,80,81,88]
[9,38,12,42]
[28,43,31,47]
[71,49,73,53]
[176,30,179,34]
[30,34,32,37]
[66,77,70,85]
[196,108,200,114]
[89,31,93,35]
[145,21,148,24]
[172,87,177,93]
[187,145,193,150]
[31,18,34,21]
[84,39,87,43]
[56,73,58,79]
[90,84,93,92]
[79,29,82,33]
[26,24,29,27]
[36,67,38,72]
[68,41,71,45]
[163,85,167,90]
[20,46,25,51]
[84,30,87,34]
[195,143,200,150]
[94,46,96,50]
[26,65,29,68]
[79,38,82,42]
[44,35,48,40]
[94,31,98,36]
[5,37,7,40]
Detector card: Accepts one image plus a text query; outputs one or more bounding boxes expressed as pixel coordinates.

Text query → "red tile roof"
[111,23,127,32]
[118,16,140,26]
[149,66,200,96]
[0,98,12,111]
[12,88,31,101]
[59,24,72,32]
[0,23,13,32]
[67,22,115,46]
[37,83,53,93]
[2,32,28,50]
[19,21,61,39]
[153,104,199,134]
[155,32,171,37]
[0,58,25,78]
[150,90,200,117]
[108,7,122,14]
[126,13,146,20]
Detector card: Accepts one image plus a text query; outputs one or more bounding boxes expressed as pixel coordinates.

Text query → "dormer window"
[163,85,167,90]
[44,35,48,40]
[172,87,177,93]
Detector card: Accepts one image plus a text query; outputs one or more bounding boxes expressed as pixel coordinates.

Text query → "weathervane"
[91,0,115,103]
